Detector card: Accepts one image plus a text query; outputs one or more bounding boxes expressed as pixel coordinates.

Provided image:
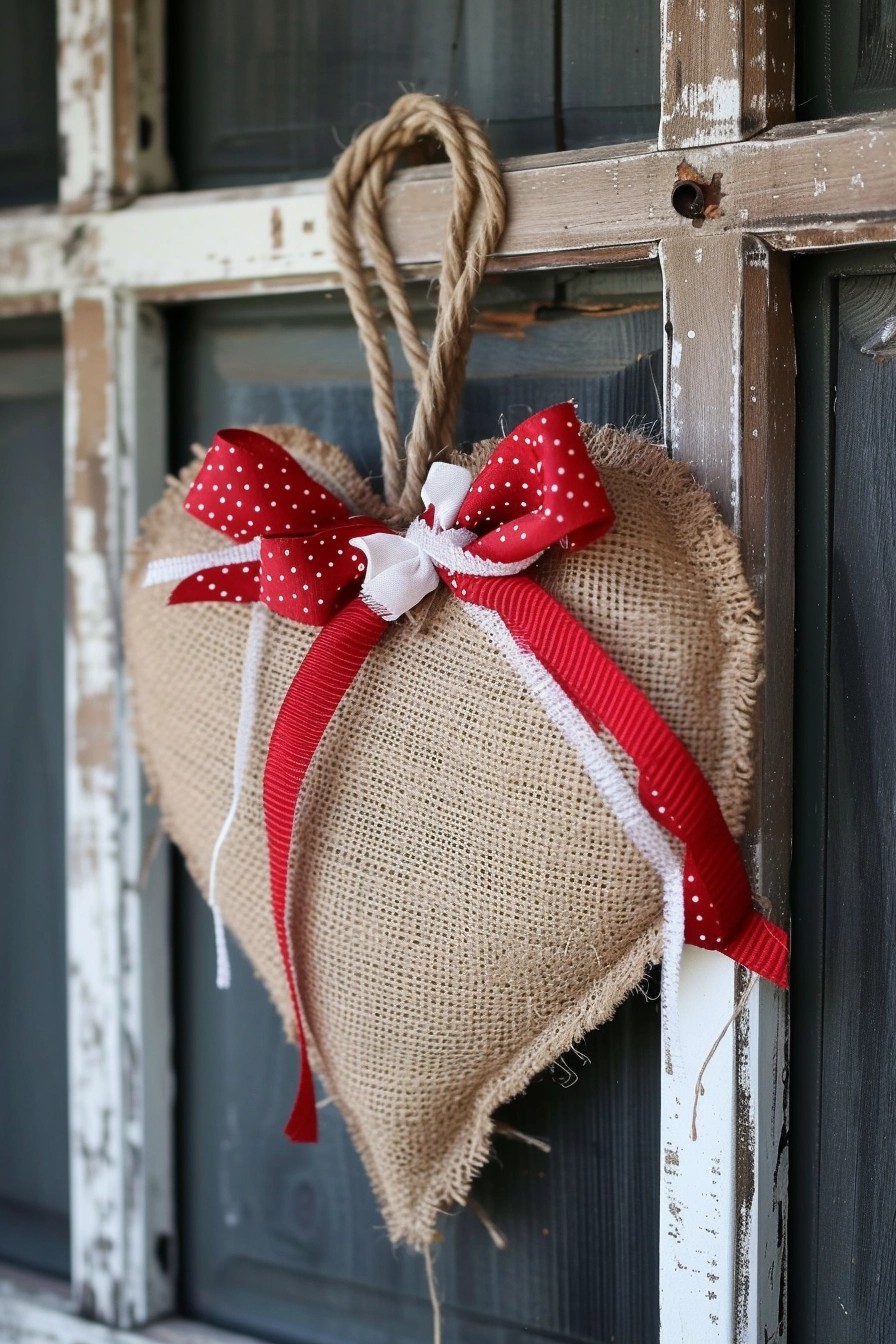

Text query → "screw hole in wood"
[671,181,705,218]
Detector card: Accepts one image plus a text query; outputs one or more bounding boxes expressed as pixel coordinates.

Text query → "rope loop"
[327,93,507,522]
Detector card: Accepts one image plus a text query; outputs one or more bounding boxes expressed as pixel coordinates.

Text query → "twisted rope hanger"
[327,93,507,522]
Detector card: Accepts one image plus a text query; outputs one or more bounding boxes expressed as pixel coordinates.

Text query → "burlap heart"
[124,418,761,1249]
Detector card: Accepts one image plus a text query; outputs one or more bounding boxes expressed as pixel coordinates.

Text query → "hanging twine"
[327,93,507,522]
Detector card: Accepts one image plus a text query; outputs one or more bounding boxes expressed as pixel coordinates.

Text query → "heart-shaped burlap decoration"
[124,95,788,1255]
[124,416,762,1249]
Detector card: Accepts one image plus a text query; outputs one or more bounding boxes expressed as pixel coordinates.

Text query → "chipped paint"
[63,294,174,1328]
[58,0,169,207]
[0,5,871,1343]
[668,76,743,145]
[660,949,740,1340]
[661,233,791,1343]
[58,0,117,207]
[270,206,284,252]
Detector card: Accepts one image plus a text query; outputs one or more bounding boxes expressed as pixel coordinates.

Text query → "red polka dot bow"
[151,403,788,1146]
[166,405,614,618]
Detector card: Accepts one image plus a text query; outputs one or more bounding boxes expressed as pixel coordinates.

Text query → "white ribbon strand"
[144,534,268,989]
[205,601,270,989]
[465,603,685,1081]
[143,538,262,588]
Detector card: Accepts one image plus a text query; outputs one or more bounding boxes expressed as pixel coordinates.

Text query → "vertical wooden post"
[659,0,793,148]
[658,232,793,1342]
[658,9,793,1338]
[63,292,174,1326]
[57,0,171,208]
[58,0,174,1322]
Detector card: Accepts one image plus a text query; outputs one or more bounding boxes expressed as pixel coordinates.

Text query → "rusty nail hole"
[672,181,705,219]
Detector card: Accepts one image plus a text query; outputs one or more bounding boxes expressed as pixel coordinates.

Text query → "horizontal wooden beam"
[1,112,895,302]
[0,1265,261,1344]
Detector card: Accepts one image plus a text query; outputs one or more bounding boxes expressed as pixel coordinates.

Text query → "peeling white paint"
[57,0,116,207]
[63,292,174,1329]
[0,7,882,1344]
[668,76,742,145]
[660,950,739,1341]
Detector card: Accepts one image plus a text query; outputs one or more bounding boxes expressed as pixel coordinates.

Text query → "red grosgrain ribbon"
[264,598,388,1141]
[168,427,394,1140]
[167,404,788,1143]
[450,575,788,986]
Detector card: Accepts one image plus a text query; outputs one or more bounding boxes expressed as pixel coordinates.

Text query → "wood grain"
[660,0,794,149]
[63,294,174,1325]
[659,232,792,1343]
[58,0,170,208]
[3,111,896,303]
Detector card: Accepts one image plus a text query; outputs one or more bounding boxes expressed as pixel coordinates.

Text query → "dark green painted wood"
[788,252,835,1344]
[789,251,896,1344]
[0,0,58,206]
[0,318,69,1279]
[814,272,896,1342]
[167,1,660,190]
[797,0,896,119]
[856,0,896,89]
[169,275,663,1343]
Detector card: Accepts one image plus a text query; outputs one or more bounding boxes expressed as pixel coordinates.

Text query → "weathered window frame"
[1,1,895,1340]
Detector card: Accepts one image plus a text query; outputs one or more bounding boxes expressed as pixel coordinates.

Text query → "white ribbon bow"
[352,461,541,620]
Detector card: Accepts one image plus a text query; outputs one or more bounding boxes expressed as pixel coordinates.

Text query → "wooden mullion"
[63,291,174,1326]
[737,241,793,1343]
[659,3,793,1337]
[58,0,171,209]
[659,232,792,1343]
[2,111,896,305]
[660,0,794,148]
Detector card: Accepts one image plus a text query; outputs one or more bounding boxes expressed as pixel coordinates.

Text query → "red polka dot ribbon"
[166,403,788,1144]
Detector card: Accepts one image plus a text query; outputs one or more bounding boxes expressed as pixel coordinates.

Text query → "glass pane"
[0,0,58,206]
[0,317,69,1278]
[168,1,660,190]
[169,270,664,1344]
[798,0,896,118]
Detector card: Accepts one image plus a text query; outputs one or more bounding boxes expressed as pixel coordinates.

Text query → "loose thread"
[206,601,270,990]
[493,1122,552,1154]
[467,1197,508,1250]
[691,972,758,1141]
[423,1243,443,1344]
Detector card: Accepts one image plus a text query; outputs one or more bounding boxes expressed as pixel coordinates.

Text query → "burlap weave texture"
[124,422,761,1249]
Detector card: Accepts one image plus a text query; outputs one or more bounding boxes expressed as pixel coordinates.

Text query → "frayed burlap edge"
[349,920,664,1249]
[564,424,762,842]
